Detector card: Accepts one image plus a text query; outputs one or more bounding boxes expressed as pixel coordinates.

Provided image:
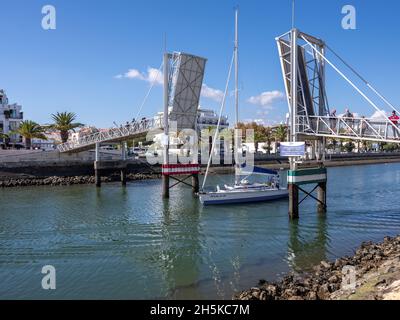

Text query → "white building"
[153,106,229,135]
[196,107,229,132]
[0,89,23,147]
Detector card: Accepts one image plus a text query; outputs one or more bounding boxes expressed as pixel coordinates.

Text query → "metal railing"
[298,115,400,143]
[58,118,161,153]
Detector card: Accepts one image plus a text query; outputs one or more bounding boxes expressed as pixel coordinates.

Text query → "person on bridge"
[360,115,367,137]
[343,108,354,133]
[389,110,400,139]
[330,109,337,133]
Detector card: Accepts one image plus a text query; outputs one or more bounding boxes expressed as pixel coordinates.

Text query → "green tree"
[383,143,399,152]
[12,120,47,149]
[274,125,288,143]
[0,130,8,139]
[50,112,84,143]
[273,124,288,152]
[343,140,355,153]
[264,126,274,155]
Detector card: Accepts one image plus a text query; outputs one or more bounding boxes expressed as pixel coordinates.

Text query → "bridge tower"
[277,29,328,218]
[162,52,207,198]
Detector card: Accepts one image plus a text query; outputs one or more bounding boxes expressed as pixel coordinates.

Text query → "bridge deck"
[298,115,400,144]
[58,119,162,153]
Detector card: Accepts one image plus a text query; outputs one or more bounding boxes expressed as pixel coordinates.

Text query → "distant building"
[69,126,99,143]
[0,89,24,147]
[196,107,229,132]
[153,106,229,135]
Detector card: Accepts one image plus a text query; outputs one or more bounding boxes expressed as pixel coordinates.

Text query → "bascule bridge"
[277,28,400,218]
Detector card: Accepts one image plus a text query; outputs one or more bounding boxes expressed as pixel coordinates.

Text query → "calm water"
[1,163,400,299]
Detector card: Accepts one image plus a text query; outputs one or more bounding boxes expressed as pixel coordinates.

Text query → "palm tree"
[50,112,83,143]
[251,123,267,153]
[274,124,288,142]
[263,126,273,155]
[12,120,47,149]
[274,124,288,152]
[0,130,8,139]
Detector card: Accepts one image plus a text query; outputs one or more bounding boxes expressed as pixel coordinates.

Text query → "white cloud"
[247,90,285,108]
[370,109,388,120]
[115,67,163,85]
[201,84,224,102]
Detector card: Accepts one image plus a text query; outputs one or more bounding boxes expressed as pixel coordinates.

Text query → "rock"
[288,296,303,300]
[259,291,267,300]
[328,275,340,284]
[251,291,260,299]
[264,284,277,296]
[317,284,330,300]
[320,261,331,269]
[306,291,317,300]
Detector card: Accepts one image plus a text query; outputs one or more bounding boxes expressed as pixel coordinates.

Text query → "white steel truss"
[277,28,400,144]
[57,118,160,153]
[299,115,400,144]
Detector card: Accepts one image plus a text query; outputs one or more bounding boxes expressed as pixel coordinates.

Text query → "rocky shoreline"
[234,235,400,300]
[0,173,161,188]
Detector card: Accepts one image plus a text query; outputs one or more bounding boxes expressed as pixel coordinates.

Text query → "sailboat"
[199,9,289,205]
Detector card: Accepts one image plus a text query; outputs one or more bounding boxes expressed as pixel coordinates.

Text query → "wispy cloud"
[114,67,163,85]
[115,67,224,102]
[247,90,285,108]
[201,84,224,103]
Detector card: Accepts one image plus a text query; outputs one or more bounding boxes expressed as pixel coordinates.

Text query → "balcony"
[3,110,23,120]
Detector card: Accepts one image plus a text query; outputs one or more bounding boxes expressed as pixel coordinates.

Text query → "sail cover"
[237,164,278,176]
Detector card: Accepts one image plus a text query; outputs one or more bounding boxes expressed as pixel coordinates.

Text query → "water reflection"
[287,213,330,272]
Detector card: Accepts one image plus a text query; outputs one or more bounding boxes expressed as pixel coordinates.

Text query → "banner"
[280,142,305,157]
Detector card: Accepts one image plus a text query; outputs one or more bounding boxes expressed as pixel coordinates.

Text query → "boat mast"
[234,8,239,127]
[234,8,239,184]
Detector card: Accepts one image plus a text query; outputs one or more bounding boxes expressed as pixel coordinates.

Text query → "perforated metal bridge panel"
[168,53,207,130]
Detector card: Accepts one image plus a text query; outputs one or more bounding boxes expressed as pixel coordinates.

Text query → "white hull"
[199,188,289,205]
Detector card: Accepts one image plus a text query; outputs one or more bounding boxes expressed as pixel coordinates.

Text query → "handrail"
[57,118,162,153]
[297,115,400,143]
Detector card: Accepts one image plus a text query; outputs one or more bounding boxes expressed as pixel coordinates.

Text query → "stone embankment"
[235,235,400,300]
[0,173,161,188]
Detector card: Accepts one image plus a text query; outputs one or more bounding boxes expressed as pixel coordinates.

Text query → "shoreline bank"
[234,235,400,300]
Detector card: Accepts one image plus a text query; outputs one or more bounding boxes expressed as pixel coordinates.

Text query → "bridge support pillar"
[287,166,327,219]
[162,175,169,198]
[94,143,101,187]
[94,162,101,188]
[121,168,127,186]
[317,181,327,214]
[288,184,299,219]
[192,173,199,194]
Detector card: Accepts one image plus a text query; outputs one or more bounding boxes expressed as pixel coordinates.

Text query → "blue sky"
[1,0,400,127]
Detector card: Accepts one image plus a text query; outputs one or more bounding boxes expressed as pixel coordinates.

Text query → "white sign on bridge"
[280,142,305,157]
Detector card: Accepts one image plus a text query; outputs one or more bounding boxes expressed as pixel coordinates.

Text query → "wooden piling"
[192,173,199,194]
[162,175,169,198]
[288,184,299,219]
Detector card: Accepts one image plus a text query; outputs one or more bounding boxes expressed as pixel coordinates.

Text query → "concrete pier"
[121,168,127,186]
[94,161,101,187]
[95,143,101,187]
